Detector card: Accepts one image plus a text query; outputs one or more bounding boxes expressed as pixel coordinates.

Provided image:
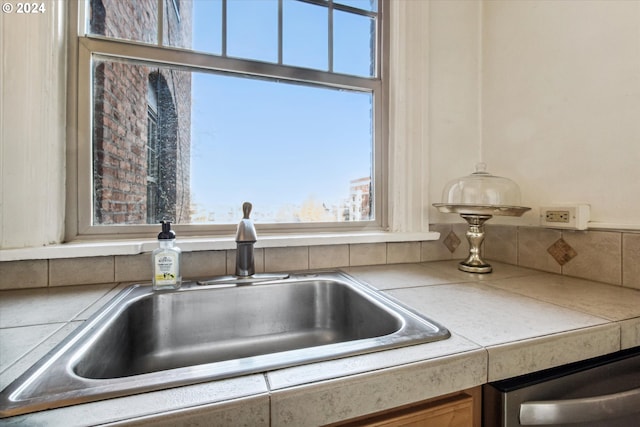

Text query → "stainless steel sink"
[0,271,449,417]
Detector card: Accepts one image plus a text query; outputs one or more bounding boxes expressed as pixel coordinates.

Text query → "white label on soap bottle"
[155,253,178,285]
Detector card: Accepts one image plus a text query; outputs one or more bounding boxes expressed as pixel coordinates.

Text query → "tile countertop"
[1,260,639,426]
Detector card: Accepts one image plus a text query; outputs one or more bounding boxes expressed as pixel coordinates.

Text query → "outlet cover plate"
[540,204,590,230]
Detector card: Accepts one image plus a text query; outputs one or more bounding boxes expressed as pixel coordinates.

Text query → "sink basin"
[0,271,449,417]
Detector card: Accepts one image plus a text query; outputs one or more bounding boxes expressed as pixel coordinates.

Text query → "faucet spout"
[235,243,255,277]
[235,202,257,277]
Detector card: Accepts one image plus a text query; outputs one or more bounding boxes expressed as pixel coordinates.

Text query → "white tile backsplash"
[0,259,48,290]
[308,244,349,269]
[349,243,387,266]
[49,257,114,287]
[622,233,640,290]
[0,225,636,289]
[387,241,421,264]
[562,230,622,285]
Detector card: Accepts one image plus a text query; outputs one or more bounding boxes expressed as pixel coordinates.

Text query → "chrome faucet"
[235,202,257,277]
[197,202,290,286]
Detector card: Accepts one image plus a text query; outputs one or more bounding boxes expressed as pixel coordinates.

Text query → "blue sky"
[188,0,375,221]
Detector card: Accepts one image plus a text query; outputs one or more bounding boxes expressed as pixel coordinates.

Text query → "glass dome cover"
[441,163,522,206]
[433,163,530,273]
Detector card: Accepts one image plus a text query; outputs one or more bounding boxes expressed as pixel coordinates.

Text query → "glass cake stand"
[432,204,531,273]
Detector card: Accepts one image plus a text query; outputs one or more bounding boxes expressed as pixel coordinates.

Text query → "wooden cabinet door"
[360,394,473,427]
[328,387,480,427]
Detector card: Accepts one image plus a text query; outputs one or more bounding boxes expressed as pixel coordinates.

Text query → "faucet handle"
[242,202,252,219]
[236,202,257,243]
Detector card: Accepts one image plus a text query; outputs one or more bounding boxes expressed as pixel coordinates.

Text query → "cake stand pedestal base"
[458,214,493,274]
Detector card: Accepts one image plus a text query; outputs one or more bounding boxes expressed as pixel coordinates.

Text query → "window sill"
[0,231,440,262]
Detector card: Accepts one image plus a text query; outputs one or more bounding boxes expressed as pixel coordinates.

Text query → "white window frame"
[65,0,433,243]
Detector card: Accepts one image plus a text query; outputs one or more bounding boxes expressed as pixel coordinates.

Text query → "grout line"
[47,258,51,288]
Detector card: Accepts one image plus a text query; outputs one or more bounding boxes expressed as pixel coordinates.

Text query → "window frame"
[67,0,389,239]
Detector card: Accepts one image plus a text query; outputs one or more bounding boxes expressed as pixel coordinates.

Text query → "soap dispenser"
[152,221,182,290]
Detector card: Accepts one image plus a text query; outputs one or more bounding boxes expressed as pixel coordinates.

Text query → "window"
[146,72,184,224]
[146,82,159,223]
[73,0,386,238]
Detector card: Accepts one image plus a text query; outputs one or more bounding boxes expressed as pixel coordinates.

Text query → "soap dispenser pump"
[152,220,182,290]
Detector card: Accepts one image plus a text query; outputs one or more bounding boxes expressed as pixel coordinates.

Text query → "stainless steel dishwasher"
[483,347,640,426]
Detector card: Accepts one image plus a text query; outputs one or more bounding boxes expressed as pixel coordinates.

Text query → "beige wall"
[481,0,640,228]
[0,0,66,248]
[427,0,482,224]
[430,0,640,229]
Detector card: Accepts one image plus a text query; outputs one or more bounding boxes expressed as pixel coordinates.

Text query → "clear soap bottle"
[152,221,182,290]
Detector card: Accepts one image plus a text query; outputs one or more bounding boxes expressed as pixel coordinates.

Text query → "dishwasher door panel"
[483,347,640,427]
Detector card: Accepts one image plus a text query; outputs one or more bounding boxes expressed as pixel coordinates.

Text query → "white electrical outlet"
[540,204,590,230]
